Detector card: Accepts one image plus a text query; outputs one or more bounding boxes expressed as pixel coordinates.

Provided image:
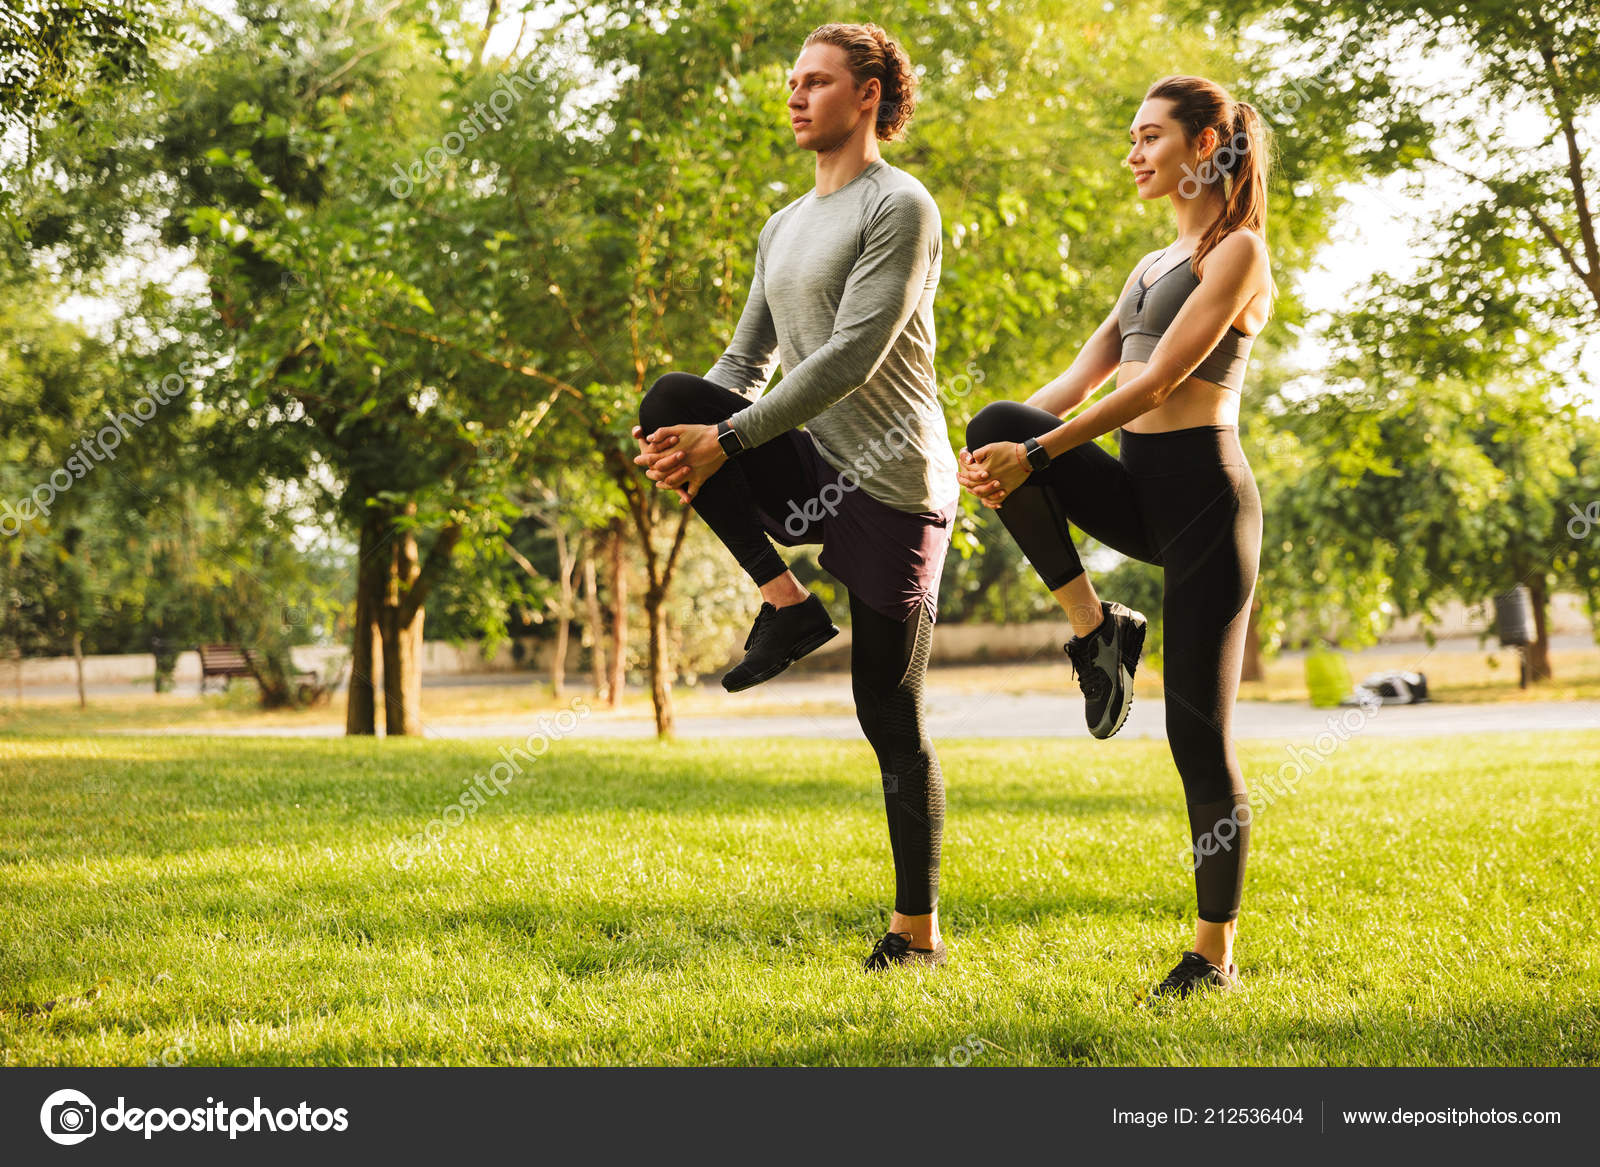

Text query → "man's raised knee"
[640,372,694,433]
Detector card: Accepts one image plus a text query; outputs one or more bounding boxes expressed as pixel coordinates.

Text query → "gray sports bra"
[1116,249,1255,391]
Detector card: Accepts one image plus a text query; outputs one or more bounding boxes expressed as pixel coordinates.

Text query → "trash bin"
[1494,586,1537,688]
[151,635,174,694]
[1494,586,1534,647]
[1305,647,1351,708]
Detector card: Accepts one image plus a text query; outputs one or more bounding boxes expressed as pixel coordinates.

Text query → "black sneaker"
[1143,950,1239,1002]
[1063,600,1147,739]
[721,594,838,693]
[863,930,948,971]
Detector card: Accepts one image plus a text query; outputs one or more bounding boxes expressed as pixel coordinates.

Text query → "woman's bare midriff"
[1118,364,1240,432]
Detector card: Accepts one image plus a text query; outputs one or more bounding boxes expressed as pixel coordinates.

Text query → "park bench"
[197,643,319,697]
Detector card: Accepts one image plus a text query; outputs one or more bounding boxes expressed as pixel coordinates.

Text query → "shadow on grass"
[767,998,1600,1067]
[1,737,1179,866]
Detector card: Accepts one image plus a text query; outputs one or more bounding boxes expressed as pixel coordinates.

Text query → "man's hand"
[636,422,728,502]
[632,424,692,503]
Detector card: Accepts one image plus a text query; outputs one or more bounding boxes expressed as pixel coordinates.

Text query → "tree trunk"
[73,630,86,710]
[644,583,674,737]
[345,511,383,735]
[1527,574,1553,682]
[582,541,607,699]
[380,602,426,734]
[551,524,575,700]
[1240,593,1264,683]
[381,523,425,735]
[551,612,569,699]
[250,646,299,709]
[607,521,627,709]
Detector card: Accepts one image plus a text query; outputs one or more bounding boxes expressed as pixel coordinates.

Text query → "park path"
[110,671,1600,742]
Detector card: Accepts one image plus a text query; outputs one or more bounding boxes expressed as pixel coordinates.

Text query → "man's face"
[787,42,875,152]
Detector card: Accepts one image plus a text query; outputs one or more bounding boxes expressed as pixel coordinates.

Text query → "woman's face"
[787,42,877,152]
[1125,98,1215,201]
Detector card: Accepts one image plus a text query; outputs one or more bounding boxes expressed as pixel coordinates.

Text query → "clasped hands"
[957,440,1032,509]
[631,422,727,503]
[633,422,1034,510]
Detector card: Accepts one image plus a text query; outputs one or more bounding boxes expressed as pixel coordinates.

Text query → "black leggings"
[639,372,807,588]
[640,375,945,915]
[849,590,944,917]
[965,401,1262,923]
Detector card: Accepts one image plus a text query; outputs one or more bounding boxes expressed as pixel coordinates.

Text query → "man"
[634,22,957,970]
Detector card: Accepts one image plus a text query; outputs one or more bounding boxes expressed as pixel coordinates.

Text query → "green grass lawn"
[2,731,1596,1067]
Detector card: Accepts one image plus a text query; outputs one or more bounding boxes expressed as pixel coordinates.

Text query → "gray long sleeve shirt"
[705,159,959,514]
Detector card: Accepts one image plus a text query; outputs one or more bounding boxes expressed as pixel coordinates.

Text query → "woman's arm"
[1025,310,1125,418]
[961,233,1268,506]
[1023,256,1153,418]
[957,255,1149,502]
[1032,231,1267,458]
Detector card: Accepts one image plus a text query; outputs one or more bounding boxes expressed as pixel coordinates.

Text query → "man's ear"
[860,76,881,115]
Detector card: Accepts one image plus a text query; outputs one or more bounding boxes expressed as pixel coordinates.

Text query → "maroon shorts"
[752,432,956,625]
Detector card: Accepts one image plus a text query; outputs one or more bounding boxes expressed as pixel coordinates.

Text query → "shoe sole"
[721,623,840,693]
[1142,975,1240,1005]
[1093,614,1147,740]
[864,946,948,972]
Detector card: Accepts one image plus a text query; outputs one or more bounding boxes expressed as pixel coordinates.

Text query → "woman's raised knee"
[965,399,1038,451]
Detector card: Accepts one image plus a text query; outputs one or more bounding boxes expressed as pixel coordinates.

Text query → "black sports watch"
[1021,436,1051,471]
[716,419,746,459]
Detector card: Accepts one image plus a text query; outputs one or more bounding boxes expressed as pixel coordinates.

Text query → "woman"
[960,76,1276,1000]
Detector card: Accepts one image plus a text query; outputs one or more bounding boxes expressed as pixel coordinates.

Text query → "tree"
[1219,0,1600,668]
[1253,373,1594,681]
[0,0,162,153]
[158,1,578,732]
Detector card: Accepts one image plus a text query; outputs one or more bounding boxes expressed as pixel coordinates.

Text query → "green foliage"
[8,0,1598,693]
[1249,372,1595,651]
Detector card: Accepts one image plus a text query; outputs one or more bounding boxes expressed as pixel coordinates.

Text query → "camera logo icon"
[40,1088,97,1145]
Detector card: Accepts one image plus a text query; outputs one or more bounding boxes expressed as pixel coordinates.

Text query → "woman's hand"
[959,441,1031,509]
[637,422,727,502]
